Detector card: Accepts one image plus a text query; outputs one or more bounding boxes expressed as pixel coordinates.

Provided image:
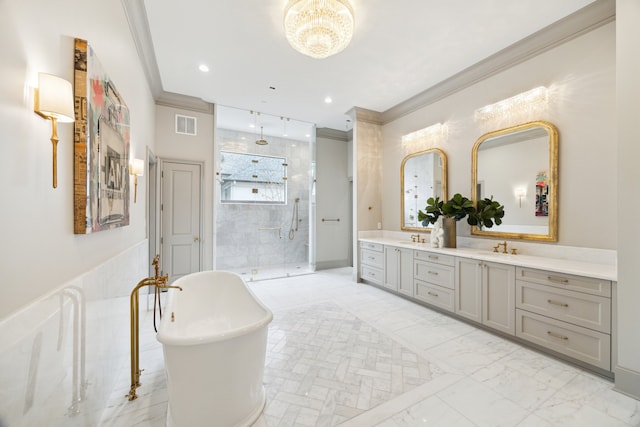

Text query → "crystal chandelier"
[284,0,355,59]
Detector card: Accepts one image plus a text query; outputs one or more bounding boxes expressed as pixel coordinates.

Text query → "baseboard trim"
[315,260,350,270]
[614,365,640,400]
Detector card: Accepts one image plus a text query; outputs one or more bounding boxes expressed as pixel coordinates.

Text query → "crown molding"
[381,0,615,125]
[155,91,214,114]
[346,107,383,125]
[122,0,214,114]
[316,127,350,142]
[121,0,163,98]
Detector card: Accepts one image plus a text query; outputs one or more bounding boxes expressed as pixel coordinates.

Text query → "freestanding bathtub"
[156,271,273,427]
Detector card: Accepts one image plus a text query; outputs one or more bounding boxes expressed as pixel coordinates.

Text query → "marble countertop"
[359,236,617,281]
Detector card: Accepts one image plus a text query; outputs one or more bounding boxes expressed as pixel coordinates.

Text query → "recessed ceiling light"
[198,64,209,72]
[249,124,255,128]
[324,96,333,104]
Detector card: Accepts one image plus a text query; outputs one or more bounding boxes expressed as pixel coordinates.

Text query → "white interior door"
[161,160,202,283]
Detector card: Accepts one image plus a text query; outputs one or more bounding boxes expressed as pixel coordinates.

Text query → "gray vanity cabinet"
[515,267,612,370]
[455,258,516,335]
[414,251,455,312]
[454,258,483,323]
[360,241,384,285]
[384,246,413,296]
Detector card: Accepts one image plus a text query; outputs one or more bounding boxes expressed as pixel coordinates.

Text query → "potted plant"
[418,193,505,247]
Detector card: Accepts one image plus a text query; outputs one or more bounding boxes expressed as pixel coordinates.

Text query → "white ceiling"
[141,0,597,138]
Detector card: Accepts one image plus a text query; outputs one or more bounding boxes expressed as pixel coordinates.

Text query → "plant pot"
[442,217,457,248]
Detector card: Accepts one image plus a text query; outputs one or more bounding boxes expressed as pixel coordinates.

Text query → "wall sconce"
[34,73,75,188]
[474,86,548,123]
[130,158,144,203]
[402,123,447,146]
[514,187,527,208]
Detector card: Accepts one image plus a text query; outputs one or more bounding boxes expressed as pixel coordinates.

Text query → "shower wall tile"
[0,242,149,427]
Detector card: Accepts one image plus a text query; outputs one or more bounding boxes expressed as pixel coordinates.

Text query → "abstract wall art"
[73,38,130,234]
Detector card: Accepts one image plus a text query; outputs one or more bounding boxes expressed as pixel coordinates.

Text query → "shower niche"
[215,105,315,280]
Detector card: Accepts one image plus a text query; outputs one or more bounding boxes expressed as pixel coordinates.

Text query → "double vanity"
[377,119,618,376]
[359,237,617,376]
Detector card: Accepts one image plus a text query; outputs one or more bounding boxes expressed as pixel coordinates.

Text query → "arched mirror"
[472,121,558,241]
[401,148,448,231]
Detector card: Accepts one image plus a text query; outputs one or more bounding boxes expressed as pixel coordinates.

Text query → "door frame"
[158,158,204,278]
[147,149,160,277]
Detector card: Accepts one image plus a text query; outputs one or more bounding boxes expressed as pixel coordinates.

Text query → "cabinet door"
[398,248,414,297]
[455,258,482,323]
[384,247,399,291]
[483,261,516,335]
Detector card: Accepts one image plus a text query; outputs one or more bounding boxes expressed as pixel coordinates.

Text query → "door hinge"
[160,237,163,244]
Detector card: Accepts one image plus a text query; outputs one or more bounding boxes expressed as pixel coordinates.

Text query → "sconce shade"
[35,73,75,122]
[130,158,145,176]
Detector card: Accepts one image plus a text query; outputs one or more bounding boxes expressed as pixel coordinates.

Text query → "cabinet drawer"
[414,250,454,267]
[414,280,454,313]
[414,260,454,289]
[516,281,611,333]
[361,249,384,268]
[361,266,383,285]
[360,241,383,252]
[516,309,610,371]
[516,267,611,297]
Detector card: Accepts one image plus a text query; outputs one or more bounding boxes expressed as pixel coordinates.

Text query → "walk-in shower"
[214,106,315,281]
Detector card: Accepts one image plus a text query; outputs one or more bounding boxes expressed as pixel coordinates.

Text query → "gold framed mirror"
[401,148,448,231]
[471,121,558,241]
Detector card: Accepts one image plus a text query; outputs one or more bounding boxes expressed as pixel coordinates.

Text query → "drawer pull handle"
[427,291,439,297]
[428,255,438,260]
[548,276,569,284]
[547,331,569,340]
[547,299,569,308]
[368,256,375,260]
[428,271,439,276]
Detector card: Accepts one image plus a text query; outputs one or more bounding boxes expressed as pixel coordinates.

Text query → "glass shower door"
[215,106,314,281]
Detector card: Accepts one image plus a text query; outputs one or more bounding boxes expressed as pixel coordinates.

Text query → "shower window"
[220,151,287,204]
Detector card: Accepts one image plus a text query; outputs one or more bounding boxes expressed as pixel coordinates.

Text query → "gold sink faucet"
[493,241,508,253]
[411,234,425,243]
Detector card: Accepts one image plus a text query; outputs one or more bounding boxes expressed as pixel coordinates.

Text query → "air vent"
[175,114,197,136]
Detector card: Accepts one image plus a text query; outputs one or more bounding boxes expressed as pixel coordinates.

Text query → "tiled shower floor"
[99,268,640,427]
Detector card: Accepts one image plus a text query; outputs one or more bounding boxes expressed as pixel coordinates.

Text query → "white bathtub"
[156,271,273,427]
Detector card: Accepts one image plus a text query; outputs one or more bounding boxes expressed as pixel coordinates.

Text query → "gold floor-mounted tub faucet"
[126,255,182,401]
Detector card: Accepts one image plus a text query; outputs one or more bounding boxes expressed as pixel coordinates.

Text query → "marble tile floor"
[99,268,640,427]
